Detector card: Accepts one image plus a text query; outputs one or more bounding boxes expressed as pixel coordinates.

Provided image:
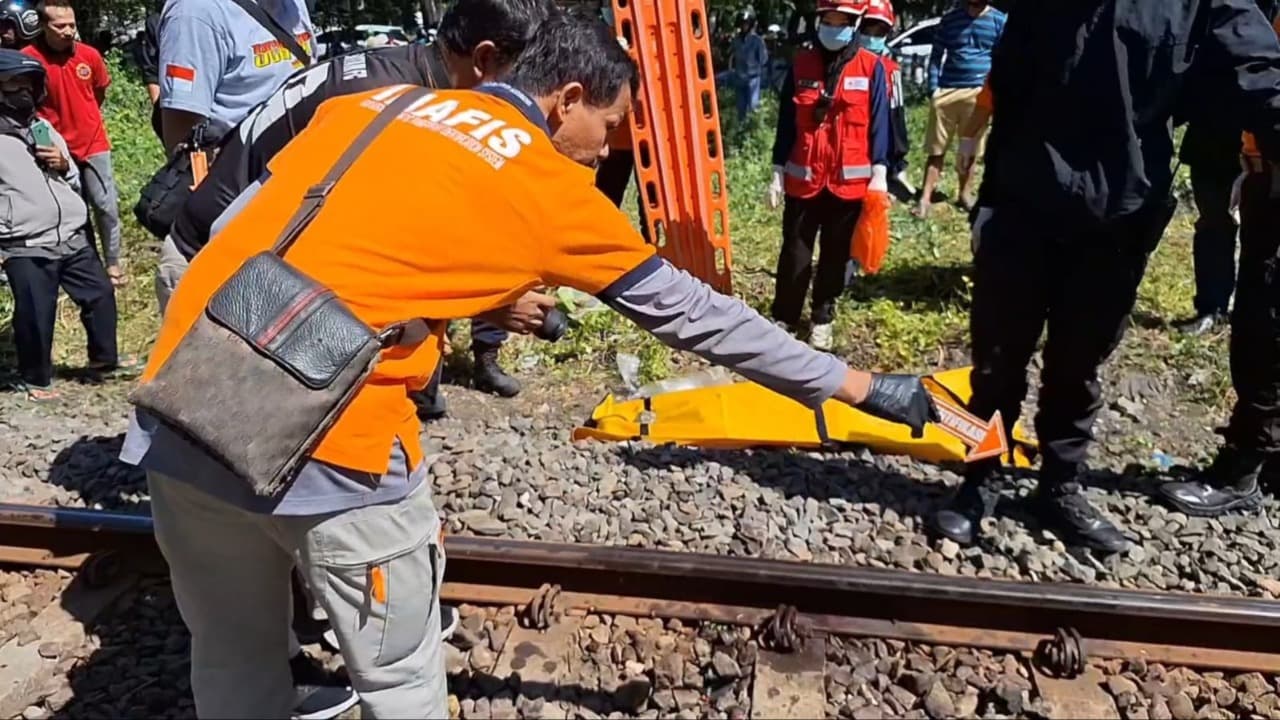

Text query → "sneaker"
[809,323,834,351]
[289,653,358,720]
[1174,312,1227,336]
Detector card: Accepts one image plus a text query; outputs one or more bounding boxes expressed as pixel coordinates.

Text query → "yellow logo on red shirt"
[252,31,313,70]
[75,62,91,80]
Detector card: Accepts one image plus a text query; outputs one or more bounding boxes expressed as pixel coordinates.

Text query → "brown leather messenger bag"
[130,87,431,499]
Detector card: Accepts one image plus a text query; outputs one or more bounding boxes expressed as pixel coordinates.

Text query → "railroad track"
[3,500,1279,683]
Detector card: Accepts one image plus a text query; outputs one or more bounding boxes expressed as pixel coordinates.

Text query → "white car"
[888,16,940,89]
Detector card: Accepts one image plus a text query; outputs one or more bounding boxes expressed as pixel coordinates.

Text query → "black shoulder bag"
[129,88,431,499]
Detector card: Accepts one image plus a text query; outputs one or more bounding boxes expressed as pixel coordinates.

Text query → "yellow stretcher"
[572,367,1037,467]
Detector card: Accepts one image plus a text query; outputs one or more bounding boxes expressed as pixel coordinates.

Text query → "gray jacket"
[0,119,87,256]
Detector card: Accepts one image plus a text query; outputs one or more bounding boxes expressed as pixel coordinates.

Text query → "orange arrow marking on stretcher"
[924,384,1008,462]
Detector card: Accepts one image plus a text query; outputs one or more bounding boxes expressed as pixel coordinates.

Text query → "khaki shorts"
[925,86,988,158]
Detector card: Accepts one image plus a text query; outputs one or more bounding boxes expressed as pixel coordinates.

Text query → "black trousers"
[4,245,118,387]
[1190,161,1240,316]
[968,205,1167,483]
[594,149,651,242]
[1226,170,1280,453]
[771,191,863,326]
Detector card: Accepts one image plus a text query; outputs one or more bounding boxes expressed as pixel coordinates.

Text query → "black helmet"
[0,46,46,97]
[737,8,756,23]
[0,2,40,43]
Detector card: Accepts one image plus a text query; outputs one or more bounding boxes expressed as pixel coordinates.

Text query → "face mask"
[817,24,855,51]
[858,34,887,54]
[0,86,36,123]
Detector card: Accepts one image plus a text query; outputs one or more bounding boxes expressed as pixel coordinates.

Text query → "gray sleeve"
[157,9,224,117]
[604,261,850,408]
[50,127,79,192]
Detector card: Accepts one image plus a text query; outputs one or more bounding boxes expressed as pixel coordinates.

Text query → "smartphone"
[31,121,52,148]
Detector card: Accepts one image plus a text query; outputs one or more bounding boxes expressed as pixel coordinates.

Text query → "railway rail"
[2,501,1280,679]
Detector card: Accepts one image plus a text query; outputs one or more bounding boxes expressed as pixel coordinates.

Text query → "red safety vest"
[784,47,879,201]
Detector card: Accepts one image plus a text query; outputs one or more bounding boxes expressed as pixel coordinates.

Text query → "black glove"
[856,373,940,439]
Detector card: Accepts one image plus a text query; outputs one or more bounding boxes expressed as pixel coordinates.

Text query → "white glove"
[869,164,888,193]
[956,137,978,175]
[970,207,993,255]
[766,165,784,210]
[1230,170,1246,224]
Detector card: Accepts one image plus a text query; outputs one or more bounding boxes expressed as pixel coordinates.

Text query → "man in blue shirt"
[913,0,1004,217]
[730,8,768,122]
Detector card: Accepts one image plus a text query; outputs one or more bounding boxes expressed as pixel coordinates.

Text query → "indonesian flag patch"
[165,64,196,92]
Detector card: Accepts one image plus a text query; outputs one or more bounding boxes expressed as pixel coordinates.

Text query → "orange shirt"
[142,84,656,473]
[1243,15,1280,159]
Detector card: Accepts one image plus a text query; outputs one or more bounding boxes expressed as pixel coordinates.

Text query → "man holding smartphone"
[0,49,122,401]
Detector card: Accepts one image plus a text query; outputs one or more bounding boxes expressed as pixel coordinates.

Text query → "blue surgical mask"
[817,24,855,51]
[858,34,887,54]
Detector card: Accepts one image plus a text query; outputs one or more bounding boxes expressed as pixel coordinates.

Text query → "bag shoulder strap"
[422,42,450,89]
[271,86,426,256]
[271,86,431,347]
[229,0,312,67]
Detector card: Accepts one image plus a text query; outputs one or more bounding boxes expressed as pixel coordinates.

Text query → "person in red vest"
[764,0,890,351]
[859,0,909,196]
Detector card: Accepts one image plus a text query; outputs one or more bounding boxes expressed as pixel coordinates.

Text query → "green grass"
[17,57,1230,412]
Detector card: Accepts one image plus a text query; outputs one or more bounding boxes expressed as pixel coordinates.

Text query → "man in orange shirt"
[122,14,937,717]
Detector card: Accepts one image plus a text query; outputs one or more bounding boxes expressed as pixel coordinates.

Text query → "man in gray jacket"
[0,49,120,400]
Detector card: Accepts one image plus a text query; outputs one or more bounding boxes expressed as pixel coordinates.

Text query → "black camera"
[536,308,568,342]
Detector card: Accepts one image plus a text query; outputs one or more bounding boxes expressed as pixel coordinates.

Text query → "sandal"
[88,354,143,379]
[5,381,61,402]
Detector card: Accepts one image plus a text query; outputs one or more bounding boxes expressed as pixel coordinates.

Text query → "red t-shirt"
[22,41,111,161]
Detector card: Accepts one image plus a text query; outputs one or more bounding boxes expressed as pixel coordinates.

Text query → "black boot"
[930,462,1001,546]
[1158,446,1264,517]
[1031,481,1130,554]
[473,346,521,398]
[409,386,448,421]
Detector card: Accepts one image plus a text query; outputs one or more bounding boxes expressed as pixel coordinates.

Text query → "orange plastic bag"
[851,189,892,274]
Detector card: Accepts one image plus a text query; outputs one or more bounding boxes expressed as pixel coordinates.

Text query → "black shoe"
[1174,312,1226,336]
[473,346,520,398]
[1031,482,1130,554]
[1158,446,1264,517]
[931,465,1001,546]
[440,604,460,640]
[289,653,358,720]
[410,387,448,421]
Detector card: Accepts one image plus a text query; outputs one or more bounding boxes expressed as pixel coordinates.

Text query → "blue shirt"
[158,0,314,137]
[928,4,1006,92]
[732,32,769,78]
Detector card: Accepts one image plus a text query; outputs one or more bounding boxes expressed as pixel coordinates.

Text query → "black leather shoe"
[1174,312,1226,336]
[931,465,1001,546]
[473,346,521,398]
[409,387,448,421]
[1158,446,1264,517]
[1032,483,1130,554]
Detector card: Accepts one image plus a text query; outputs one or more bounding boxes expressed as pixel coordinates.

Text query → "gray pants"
[148,472,448,719]
[77,153,121,266]
[154,234,189,313]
